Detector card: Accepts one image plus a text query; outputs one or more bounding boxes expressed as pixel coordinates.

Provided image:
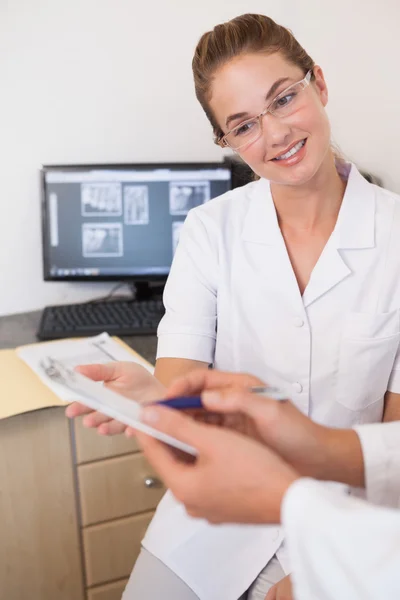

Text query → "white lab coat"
[284,421,400,600]
[142,165,400,599]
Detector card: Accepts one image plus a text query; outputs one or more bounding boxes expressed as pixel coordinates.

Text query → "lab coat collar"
[241,164,376,308]
[242,178,280,245]
[333,164,375,250]
[241,164,376,250]
[302,166,376,307]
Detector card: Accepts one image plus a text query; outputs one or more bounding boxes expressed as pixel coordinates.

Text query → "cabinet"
[0,409,166,600]
[74,418,165,597]
[0,311,162,600]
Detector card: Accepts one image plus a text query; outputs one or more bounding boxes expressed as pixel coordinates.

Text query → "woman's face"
[209,52,331,187]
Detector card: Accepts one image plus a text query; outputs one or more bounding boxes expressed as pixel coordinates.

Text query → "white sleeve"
[282,478,400,600]
[156,210,218,363]
[353,421,400,508]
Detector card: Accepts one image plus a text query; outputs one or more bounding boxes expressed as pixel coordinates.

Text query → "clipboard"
[0,334,152,420]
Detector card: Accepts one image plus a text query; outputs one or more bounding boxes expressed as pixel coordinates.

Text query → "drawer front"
[87,578,128,600]
[83,512,153,586]
[74,417,139,464]
[78,453,165,526]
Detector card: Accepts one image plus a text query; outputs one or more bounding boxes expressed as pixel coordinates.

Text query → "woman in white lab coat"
[68,12,400,600]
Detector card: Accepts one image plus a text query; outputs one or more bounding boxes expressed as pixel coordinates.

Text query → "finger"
[65,402,94,418]
[98,420,127,435]
[166,369,263,399]
[134,430,193,489]
[140,405,212,450]
[202,386,281,421]
[164,369,211,398]
[177,408,224,426]
[125,426,137,438]
[75,362,119,382]
[265,585,277,600]
[82,412,113,428]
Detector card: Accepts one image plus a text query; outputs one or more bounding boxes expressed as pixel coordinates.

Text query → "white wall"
[2,0,400,316]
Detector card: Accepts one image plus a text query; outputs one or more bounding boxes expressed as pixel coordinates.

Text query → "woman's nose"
[262,113,292,149]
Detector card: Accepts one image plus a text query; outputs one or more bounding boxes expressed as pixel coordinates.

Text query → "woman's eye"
[234,121,256,137]
[274,92,297,109]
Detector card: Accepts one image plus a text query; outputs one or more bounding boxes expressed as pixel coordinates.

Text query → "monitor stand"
[130,281,165,302]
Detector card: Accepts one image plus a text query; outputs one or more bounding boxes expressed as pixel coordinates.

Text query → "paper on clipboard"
[0,333,155,420]
[17,332,153,403]
[38,355,197,457]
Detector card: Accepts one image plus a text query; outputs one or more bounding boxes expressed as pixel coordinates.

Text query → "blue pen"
[155,386,288,410]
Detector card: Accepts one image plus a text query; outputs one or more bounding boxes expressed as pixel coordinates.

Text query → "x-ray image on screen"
[124,185,149,225]
[82,223,123,258]
[81,182,122,217]
[169,181,210,215]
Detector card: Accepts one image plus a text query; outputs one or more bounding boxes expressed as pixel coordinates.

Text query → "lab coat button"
[292,382,303,393]
[293,317,304,327]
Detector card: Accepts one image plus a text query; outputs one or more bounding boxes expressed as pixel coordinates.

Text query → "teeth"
[275,140,305,161]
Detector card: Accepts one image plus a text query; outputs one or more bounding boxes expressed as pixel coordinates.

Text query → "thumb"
[75,362,118,382]
[265,584,277,600]
[135,428,194,491]
[140,405,209,449]
[135,407,208,488]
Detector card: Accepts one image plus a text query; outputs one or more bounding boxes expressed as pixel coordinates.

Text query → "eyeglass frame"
[215,69,314,150]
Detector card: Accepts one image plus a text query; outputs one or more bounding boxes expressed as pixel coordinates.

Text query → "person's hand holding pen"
[132,369,365,524]
[151,369,364,485]
[138,398,300,524]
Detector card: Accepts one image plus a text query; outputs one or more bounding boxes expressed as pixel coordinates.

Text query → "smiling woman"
[67,12,400,600]
[192,15,334,189]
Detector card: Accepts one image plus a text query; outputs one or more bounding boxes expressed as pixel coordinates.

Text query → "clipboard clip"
[40,357,75,386]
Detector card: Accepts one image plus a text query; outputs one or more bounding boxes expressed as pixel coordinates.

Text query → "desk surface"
[0,309,158,363]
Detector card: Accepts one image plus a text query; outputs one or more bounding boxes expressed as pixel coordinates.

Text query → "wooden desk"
[0,311,163,600]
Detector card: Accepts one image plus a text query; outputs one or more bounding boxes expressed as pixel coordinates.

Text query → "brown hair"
[192,13,315,142]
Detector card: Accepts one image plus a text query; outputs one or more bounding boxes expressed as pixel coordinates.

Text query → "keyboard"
[37,298,165,340]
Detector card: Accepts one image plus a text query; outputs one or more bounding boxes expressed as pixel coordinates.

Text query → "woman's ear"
[312,65,328,106]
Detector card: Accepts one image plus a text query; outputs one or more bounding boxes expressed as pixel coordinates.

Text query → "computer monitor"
[41,163,232,284]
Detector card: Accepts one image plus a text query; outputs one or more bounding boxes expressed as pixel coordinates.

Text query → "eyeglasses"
[216,70,313,151]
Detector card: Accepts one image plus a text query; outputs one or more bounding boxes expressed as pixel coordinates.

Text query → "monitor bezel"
[41,161,232,282]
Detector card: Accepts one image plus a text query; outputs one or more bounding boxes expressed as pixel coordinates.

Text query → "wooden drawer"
[74,417,139,464]
[87,578,128,600]
[78,453,165,525]
[83,512,153,586]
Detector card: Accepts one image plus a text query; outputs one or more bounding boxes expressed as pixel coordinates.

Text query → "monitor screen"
[41,163,232,281]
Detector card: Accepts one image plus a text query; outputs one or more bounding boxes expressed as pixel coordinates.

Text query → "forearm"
[317,427,365,488]
[307,391,400,487]
[154,357,209,386]
[382,390,400,422]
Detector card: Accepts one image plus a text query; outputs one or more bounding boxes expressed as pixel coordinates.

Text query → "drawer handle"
[144,476,162,489]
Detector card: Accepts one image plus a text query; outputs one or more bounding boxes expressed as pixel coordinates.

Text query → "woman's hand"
[65,361,165,435]
[136,404,299,524]
[265,574,293,600]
